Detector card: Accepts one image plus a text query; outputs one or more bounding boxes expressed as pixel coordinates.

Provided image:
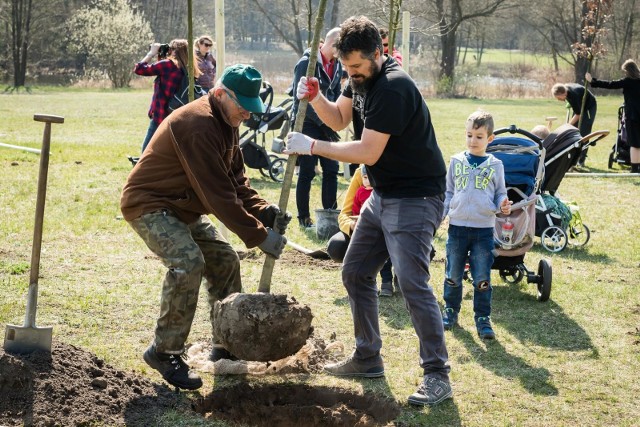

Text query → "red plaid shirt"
[134,60,184,124]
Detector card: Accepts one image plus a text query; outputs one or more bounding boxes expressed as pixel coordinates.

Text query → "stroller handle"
[494,126,543,148]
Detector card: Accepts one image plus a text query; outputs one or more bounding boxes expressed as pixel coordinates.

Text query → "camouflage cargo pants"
[129,209,242,354]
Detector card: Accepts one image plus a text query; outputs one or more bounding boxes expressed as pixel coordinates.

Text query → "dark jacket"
[591,77,640,122]
[291,48,343,141]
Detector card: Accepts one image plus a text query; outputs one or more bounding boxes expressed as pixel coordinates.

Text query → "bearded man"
[285,16,451,406]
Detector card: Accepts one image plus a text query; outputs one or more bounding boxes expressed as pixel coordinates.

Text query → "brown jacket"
[120,93,270,248]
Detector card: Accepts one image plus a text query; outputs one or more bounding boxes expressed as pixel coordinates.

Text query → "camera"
[149,43,171,59]
[157,43,171,59]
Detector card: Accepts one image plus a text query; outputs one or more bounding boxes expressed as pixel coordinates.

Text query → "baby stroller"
[485,126,553,301]
[535,124,609,252]
[239,81,293,182]
[608,104,631,169]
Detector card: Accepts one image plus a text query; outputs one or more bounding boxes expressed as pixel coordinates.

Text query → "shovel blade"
[4,324,52,354]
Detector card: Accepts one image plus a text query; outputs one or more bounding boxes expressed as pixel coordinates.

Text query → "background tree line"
[0,0,638,95]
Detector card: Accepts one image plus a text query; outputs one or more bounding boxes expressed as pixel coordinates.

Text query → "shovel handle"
[24,114,64,327]
[257,0,328,293]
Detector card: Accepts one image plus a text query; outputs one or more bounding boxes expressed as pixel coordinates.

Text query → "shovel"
[4,114,64,354]
[257,0,327,292]
[286,240,330,260]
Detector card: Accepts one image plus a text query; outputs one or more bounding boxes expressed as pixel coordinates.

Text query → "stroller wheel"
[608,152,614,169]
[536,259,552,302]
[568,224,590,247]
[540,226,568,252]
[269,158,286,183]
[499,267,524,284]
[260,155,281,178]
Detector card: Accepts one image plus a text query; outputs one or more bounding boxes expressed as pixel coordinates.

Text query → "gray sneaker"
[408,376,452,406]
[379,282,393,297]
[324,353,384,378]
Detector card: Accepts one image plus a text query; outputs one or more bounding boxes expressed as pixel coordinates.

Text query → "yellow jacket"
[338,167,363,235]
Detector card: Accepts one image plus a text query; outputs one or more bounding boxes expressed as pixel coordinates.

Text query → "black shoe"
[127,155,139,167]
[210,346,238,362]
[143,345,202,390]
[298,217,315,229]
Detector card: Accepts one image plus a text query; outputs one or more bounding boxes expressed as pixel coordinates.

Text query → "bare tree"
[6,0,32,88]
[521,0,613,83]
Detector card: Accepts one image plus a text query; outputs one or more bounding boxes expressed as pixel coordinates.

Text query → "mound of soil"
[0,341,186,426]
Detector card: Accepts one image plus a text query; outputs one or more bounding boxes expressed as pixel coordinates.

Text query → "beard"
[349,60,380,96]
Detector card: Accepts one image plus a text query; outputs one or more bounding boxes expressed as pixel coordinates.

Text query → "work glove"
[258,228,287,259]
[283,132,314,156]
[297,76,319,103]
[260,204,292,235]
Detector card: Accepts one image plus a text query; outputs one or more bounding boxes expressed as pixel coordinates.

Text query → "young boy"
[441,110,512,339]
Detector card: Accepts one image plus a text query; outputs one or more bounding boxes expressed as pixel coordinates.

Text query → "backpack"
[168,69,207,112]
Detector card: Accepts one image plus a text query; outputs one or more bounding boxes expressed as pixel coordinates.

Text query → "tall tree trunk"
[11,0,33,88]
[618,1,635,65]
[329,0,341,28]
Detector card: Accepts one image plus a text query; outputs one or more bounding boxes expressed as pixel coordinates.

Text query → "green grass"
[1,89,639,426]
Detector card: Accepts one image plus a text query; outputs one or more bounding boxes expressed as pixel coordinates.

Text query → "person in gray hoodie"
[441,110,512,340]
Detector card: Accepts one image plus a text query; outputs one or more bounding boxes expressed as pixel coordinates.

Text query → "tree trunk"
[329,0,341,28]
[11,0,33,88]
[618,1,635,66]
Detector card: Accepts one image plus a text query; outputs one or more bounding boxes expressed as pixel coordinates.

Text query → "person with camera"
[121,64,291,390]
[134,39,200,153]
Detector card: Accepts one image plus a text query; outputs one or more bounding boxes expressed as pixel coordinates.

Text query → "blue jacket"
[444,152,508,229]
[291,48,343,140]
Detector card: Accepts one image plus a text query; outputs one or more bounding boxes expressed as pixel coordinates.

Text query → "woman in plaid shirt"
[135,39,200,153]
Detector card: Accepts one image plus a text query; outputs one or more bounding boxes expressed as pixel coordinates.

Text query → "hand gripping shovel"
[4,114,64,354]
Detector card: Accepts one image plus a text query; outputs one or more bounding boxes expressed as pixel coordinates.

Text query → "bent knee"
[475,280,491,292]
[444,277,461,288]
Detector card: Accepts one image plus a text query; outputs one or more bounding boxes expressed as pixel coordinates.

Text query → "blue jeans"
[296,153,339,219]
[141,119,160,153]
[342,191,449,380]
[443,225,495,319]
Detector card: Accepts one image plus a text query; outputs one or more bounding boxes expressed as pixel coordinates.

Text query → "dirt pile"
[213,292,314,362]
[0,341,186,426]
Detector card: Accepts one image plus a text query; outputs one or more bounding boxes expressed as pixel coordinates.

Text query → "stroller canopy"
[541,124,582,194]
[488,136,541,200]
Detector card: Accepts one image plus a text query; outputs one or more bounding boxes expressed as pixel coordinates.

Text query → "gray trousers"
[129,210,242,354]
[342,191,450,380]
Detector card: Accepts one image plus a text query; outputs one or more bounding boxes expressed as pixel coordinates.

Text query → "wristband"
[310,139,316,155]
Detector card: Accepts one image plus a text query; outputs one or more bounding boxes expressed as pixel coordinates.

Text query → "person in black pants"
[290,28,343,228]
[552,82,597,167]
[587,59,640,173]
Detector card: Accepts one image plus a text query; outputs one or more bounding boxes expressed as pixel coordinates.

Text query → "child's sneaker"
[475,316,495,340]
[442,308,458,330]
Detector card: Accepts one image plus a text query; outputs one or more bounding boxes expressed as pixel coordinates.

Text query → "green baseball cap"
[221,64,266,114]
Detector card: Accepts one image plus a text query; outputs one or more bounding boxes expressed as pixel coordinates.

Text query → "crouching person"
[120,64,290,390]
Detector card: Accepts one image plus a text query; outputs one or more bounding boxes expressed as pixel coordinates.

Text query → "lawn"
[0,88,639,426]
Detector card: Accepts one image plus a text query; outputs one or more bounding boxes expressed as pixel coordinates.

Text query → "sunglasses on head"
[203,42,212,47]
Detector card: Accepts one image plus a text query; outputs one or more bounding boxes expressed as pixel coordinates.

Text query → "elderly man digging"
[121,64,290,390]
